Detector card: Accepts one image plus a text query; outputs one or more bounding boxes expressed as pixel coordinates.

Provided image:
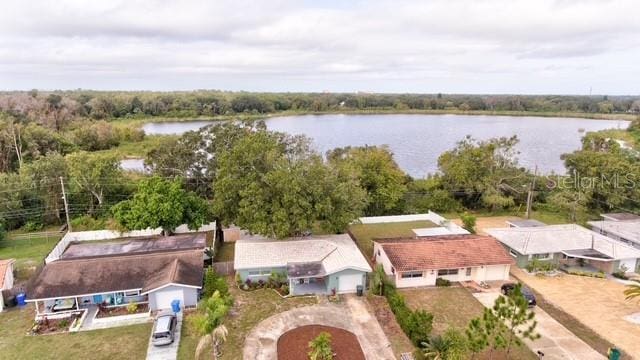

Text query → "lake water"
[139,114,629,177]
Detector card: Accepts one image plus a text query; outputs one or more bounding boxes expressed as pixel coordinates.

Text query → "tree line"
[2,91,639,123]
[1,106,639,239]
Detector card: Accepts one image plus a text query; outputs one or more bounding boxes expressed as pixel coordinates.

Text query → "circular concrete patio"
[243,297,395,360]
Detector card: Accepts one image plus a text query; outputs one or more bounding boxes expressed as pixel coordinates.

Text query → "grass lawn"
[401,287,538,360]
[0,232,62,280]
[349,220,437,258]
[178,278,318,360]
[213,241,235,262]
[0,305,151,359]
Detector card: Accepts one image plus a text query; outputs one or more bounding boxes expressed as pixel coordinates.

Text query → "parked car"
[152,312,177,346]
[500,283,537,307]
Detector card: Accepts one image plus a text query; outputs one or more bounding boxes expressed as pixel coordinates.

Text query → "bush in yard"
[0,222,5,242]
[422,327,469,360]
[383,283,434,347]
[460,213,476,234]
[57,318,69,329]
[22,220,43,232]
[203,267,230,300]
[126,301,138,314]
[435,278,451,287]
[308,331,333,360]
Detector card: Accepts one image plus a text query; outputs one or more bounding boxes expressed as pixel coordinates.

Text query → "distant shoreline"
[113,109,636,127]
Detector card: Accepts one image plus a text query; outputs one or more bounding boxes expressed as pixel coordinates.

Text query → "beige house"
[373,235,513,288]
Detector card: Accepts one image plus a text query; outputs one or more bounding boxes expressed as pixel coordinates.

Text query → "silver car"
[152,312,177,346]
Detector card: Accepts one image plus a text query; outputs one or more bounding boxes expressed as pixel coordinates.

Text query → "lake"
[140,114,629,177]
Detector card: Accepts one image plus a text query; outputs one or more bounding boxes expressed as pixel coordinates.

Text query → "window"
[401,271,423,279]
[437,269,459,276]
[124,290,140,297]
[248,269,271,276]
[466,267,472,276]
[532,253,551,260]
[509,249,519,258]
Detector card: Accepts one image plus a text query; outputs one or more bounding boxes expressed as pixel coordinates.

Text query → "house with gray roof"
[487,224,640,274]
[589,217,640,250]
[234,234,371,295]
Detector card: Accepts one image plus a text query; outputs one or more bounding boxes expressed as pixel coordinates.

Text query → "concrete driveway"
[474,292,604,360]
[243,295,395,360]
[146,313,182,360]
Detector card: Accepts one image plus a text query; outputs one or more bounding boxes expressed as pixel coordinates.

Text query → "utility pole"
[60,177,72,232]
[525,165,538,219]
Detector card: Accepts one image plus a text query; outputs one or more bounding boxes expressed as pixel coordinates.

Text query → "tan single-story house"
[373,235,514,288]
[27,233,205,320]
[0,259,16,312]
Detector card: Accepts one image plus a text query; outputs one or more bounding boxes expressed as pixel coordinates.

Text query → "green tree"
[20,152,68,224]
[112,176,209,235]
[438,136,529,210]
[466,317,489,359]
[202,267,230,300]
[404,177,460,213]
[370,264,388,296]
[422,328,468,360]
[213,130,365,238]
[460,213,476,234]
[327,145,408,216]
[491,284,540,355]
[308,332,333,360]
[192,291,230,360]
[66,151,123,214]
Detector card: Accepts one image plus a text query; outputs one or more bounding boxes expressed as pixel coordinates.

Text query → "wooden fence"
[212,261,234,275]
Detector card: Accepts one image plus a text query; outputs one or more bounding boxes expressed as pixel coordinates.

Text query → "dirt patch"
[31,313,81,335]
[277,325,364,360]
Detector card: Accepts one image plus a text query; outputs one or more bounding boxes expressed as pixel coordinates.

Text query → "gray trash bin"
[356,285,363,296]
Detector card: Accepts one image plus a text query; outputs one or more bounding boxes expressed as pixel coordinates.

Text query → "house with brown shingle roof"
[26,231,205,322]
[373,235,513,288]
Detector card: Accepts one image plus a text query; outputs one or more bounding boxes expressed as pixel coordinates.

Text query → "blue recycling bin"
[16,293,26,306]
[171,299,181,313]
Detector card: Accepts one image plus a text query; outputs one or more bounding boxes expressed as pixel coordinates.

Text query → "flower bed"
[97,303,149,318]
[31,313,81,335]
[277,325,364,360]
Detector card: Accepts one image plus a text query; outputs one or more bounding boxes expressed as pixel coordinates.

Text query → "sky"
[1,0,639,94]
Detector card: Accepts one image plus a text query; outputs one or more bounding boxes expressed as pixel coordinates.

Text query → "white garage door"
[619,259,637,273]
[484,265,507,281]
[338,273,362,293]
[154,288,184,310]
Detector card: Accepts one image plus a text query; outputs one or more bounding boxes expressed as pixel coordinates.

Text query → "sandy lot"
[512,268,640,358]
[452,215,520,235]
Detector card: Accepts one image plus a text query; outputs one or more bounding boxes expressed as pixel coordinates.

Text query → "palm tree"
[196,324,228,360]
[422,336,448,360]
[624,281,640,301]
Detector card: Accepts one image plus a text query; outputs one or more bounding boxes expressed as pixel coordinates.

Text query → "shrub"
[280,285,289,295]
[126,301,138,314]
[22,221,43,232]
[383,283,434,347]
[460,213,476,234]
[57,318,70,329]
[567,270,606,278]
[612,271,629,280]
[203,267,230,299]
[308,332,333,360]
[70,215,107,231]
[435,278,451,287]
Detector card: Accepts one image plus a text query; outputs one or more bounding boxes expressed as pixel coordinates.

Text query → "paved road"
[474,292,605,360]
[146,313,182,360]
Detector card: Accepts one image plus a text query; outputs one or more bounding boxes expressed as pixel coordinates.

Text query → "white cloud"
[0,0,638,93]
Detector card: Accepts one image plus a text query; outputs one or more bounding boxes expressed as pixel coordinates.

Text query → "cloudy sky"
[1,0,639,94]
